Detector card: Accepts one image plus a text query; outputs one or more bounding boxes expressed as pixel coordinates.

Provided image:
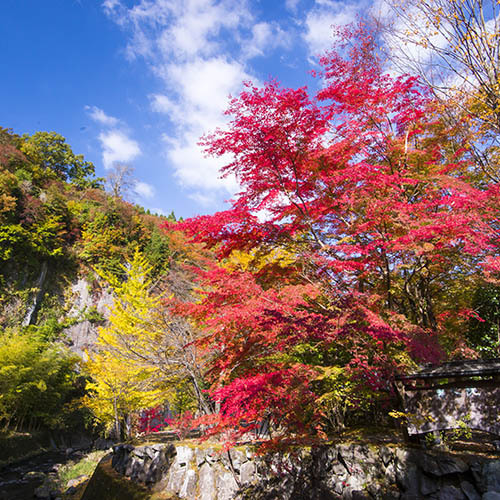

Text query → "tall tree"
[83,249,208,437]
[172,25,497,446]
[21,131,100,188]
[105,163,136,199]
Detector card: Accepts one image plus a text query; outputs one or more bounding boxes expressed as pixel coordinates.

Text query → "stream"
[0,450,78,500]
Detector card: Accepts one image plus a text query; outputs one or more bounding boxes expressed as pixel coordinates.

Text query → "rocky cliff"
[62,277,113,359]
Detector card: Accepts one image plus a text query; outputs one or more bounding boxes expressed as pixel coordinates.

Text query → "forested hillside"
[0,127,187,435]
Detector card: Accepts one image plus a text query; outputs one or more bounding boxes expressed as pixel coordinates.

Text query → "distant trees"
[0,129,102,268]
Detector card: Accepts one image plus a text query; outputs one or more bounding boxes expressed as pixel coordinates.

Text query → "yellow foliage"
[83,249,187,437]
[225,246,298,273]
[0,167,17,218]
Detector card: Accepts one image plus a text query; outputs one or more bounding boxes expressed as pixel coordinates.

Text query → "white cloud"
[150,94,178,114]
[103,0,298,207]
[99,130,141,169]
[159,0,247,60]
[242,22,291,60]
[153,56,250,196]
[303,3,359,58]
[86,105,119,127]
[163,132,238,192]
[102,0,121,10]
[285,0,300,13]
[188,191,217,207]
[103,1,263,204]
[158,56,252,127]
[106,0,252,61]
[135,180,155,199]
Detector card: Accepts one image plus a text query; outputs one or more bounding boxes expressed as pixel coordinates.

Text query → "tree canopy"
[170,24,500,448]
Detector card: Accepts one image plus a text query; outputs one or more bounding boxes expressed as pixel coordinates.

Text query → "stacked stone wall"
[107,441,500,499]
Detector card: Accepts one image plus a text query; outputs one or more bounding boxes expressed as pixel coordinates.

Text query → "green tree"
[20,131,101,189]
[0,329,79,431]
[467,284,500,357]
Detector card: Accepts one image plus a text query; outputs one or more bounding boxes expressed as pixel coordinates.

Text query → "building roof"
[396,358,500,381]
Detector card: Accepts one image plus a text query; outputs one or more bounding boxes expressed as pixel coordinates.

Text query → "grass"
[58,450,107,490]
[79,455,151,500]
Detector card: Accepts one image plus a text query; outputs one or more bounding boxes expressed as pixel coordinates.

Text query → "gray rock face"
[461,480,481,500]
[110,441,500,500]
[438,485,466,500]
[419,454,468,477]
[483,493,500,500]
[63,278,113,358]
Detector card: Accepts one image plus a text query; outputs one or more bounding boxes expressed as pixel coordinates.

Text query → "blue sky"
[2,0,375,218]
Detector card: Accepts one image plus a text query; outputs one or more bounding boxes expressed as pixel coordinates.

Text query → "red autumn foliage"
[166,24,499,447]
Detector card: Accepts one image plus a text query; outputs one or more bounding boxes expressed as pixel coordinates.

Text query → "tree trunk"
[113,397,121,441]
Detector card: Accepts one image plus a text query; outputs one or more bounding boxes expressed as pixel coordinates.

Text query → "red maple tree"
[166,25,498,446]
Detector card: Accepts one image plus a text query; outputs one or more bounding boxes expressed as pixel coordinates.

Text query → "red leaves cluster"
[138,406,166,434]
[167,23,500,447]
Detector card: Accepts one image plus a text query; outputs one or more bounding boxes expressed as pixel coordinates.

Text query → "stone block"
[167,465,186,494]
[438,485,466,500]
[216,469,239,500]
[419,453,468,477]
[240,460,256,484]
[461,480,481,500]
[195,447,207,467]
[396,461,420,494]
[420,473,439,495]
[176,446,194,467]
[469,462,484,493]
[482,461,500,493]
[199,463,216,500]
[483,492,500,500]
[179,468,197,499]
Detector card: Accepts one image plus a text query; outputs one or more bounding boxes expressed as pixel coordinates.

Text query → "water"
[0,451,70,500]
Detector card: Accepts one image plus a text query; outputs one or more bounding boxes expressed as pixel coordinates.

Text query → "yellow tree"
[379,0,500,182]
[83,249,201,438]
[84,350,161,439]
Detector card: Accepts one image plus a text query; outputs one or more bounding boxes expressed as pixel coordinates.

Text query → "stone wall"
[108,441,500,499]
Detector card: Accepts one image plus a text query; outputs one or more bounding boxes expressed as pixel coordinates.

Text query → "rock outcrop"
[62,278,113,359]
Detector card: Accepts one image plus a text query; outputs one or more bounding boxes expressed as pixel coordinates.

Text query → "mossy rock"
[81,454,151,500]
